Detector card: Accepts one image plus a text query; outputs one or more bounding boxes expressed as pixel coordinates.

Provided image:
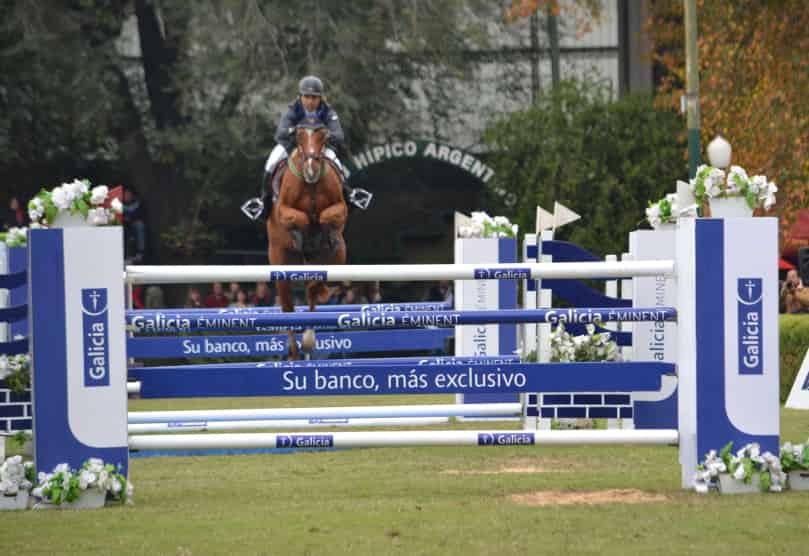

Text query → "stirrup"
[348,188,373,210]
[241,197,265,221]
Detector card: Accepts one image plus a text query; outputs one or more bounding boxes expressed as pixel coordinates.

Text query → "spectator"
[424,280,453,305]
[342,286,357,305]
[364,282,382,304]
[130,286,145,309]
[230,289,252,309]
[185,287,203,308]
[2,197,26,230]
[225,281,241,303]
[144,285,165,309]
[252,281,274,306]
[122,187,147,262]
[204,281,229,308]
[780,269,809,314]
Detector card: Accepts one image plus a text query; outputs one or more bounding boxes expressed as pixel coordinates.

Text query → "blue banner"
[127,329,453,359]
[128,360,673,399]
[127,307,677,333]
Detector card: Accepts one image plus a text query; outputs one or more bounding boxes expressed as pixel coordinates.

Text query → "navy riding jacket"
[274,99,345,154]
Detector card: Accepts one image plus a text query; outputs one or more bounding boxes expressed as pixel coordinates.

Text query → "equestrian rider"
[264,75,346,187]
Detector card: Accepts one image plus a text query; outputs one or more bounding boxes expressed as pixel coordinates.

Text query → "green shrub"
[780,314,809,402]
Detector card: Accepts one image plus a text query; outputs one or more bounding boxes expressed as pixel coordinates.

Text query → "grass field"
[4,397,809,555]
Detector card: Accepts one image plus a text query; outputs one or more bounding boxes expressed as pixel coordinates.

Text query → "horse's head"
[295,118,329,184]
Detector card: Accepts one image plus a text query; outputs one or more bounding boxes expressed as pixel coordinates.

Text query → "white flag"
[553,202,581,230]
[535,205,554,234]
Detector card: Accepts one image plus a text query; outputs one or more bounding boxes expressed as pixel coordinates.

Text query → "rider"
[264,75,346,188]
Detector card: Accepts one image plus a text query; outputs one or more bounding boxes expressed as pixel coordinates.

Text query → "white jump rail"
[128,417,451,434]
[125,261,675,284]
[129,429,680,451]
[128,403,523,424]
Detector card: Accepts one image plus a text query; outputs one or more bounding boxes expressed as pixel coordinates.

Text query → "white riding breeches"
[264,145,342,175]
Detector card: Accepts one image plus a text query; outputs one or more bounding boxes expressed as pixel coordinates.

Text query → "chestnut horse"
[266,118,347,359]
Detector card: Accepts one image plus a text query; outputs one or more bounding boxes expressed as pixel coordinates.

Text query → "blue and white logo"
[737,278,763,375]
[276,434,334,448]
[477,432,535,446]
[269,270,328,281]
[473,267,531,280]
[81,288,110,387]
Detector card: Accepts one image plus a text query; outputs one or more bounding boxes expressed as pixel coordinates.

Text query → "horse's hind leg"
[301,281,330,354]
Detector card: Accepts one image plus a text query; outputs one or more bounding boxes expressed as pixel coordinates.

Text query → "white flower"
[86,207,110,226]
[750,175,767,194]
[585,323,596,335]
[90,185,109,205]
[511,223,518,236]
[50,187,70,210]
[470,211,493,226]
[110,198,123,214]
[493,215,510,227]
[733,464,747,480]
[28,197,44,221]
[726,166,749,194]
[645,204,661,228]
[53,463,70,475]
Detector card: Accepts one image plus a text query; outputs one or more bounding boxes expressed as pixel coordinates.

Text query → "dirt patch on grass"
[441,458,576,475]
[510,489,668,506]
[441,465,554,475]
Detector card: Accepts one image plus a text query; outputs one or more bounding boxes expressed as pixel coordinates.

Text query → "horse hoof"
[301,329,316,353]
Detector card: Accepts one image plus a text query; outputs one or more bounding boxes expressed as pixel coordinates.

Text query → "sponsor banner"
[268,270,328,281]
[473,267,530,280]
[127,307,676,333]
[276,434,334,448]
[130,360,672,399]
[630,229,677,364]
[127,329,453,359]
[82,288,110,387]
[477,432,535,446]
[30,228,128,476]
[736,278,763,375]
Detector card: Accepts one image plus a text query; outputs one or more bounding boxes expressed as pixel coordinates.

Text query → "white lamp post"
[707,136,732,169]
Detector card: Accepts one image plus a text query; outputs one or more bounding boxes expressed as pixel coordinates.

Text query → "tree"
[484,80,685,257]
[647,0,809,231]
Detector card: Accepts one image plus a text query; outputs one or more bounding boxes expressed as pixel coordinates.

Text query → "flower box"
[710,196,753,218]
[788,470,809,491]
[718,473,761,494]
[33,489,106,510]
[0,490,29,511]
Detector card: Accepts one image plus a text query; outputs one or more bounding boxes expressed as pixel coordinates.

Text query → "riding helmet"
[299,75,324,97]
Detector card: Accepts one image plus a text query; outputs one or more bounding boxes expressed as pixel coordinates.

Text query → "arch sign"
[344,140,495,183]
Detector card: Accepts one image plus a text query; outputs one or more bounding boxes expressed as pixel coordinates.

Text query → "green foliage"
[779,314,809,402]
[484,80,686,257]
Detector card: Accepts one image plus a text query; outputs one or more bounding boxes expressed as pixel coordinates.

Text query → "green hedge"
[780,315,809,402]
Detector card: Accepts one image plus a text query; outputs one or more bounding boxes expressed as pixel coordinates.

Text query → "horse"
[265,118,348,359]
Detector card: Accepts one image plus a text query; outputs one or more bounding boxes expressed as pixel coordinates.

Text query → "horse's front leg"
[319,201,347,229]
[278,204,310,230]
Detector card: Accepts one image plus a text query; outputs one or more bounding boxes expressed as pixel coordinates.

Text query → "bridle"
[290,125,330,185]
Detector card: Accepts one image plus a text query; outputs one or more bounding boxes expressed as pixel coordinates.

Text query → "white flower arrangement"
[549,322,619,363]
[0,226,27,247]
[693,441,786,493]
[458,211,518,239]
[645,193,697,229]
[689,164,778,210]
[31,458,133,506]
[27,179,123,227]
[780,438,809,473]
[0,456,34,497]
